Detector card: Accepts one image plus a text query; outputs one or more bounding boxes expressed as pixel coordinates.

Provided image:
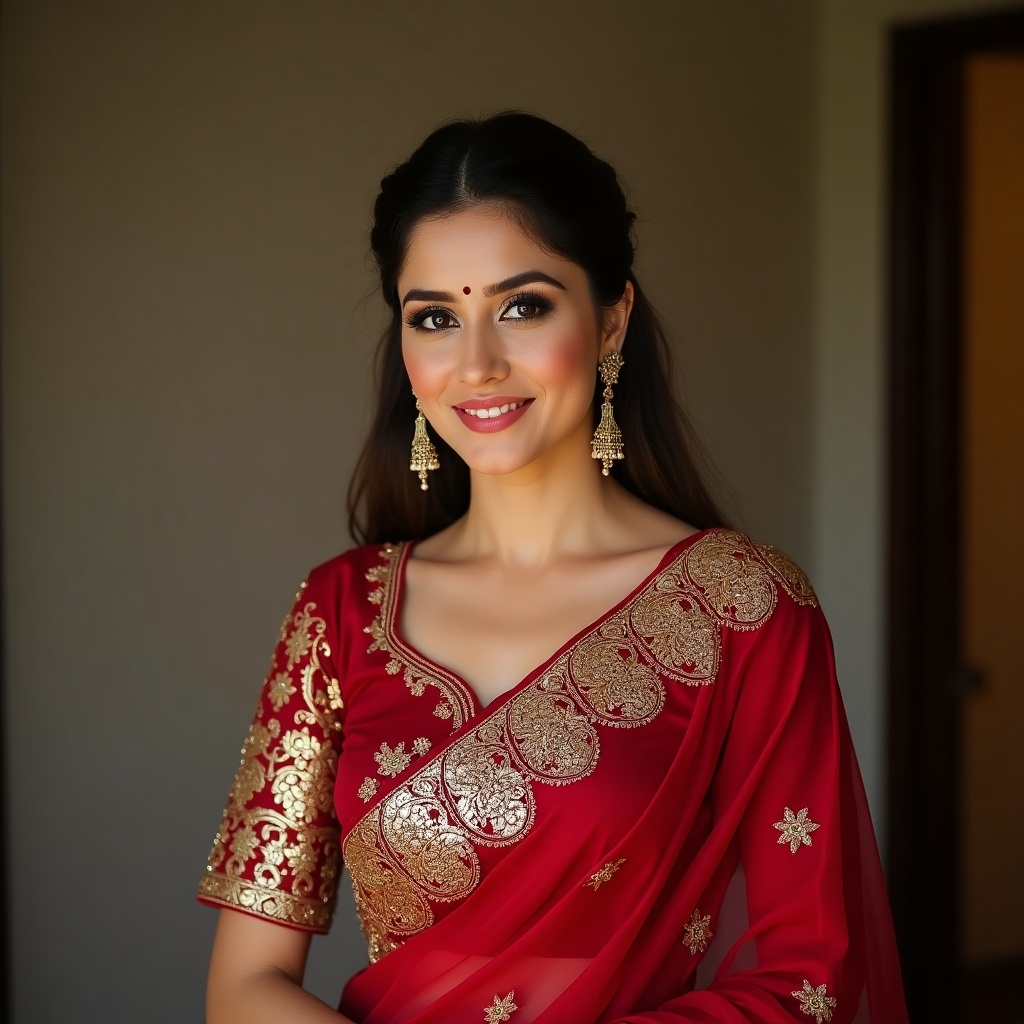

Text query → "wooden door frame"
[886,8,1024,1022]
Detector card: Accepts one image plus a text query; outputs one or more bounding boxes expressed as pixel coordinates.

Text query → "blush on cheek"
[533,328,598,392]
[401,345,443,400]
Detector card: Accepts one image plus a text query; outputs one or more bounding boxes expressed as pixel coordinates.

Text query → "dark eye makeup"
[404,291,554,332]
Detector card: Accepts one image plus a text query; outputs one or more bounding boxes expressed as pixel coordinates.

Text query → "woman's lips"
[453,397,534,433]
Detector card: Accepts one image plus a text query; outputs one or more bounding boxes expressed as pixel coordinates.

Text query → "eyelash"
[404,291,554,332]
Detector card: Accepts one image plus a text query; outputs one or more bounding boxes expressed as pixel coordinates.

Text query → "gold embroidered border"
[198,868,335,931]
[347,530,807,961]
[757,543,819,607]
[364,544,476,727]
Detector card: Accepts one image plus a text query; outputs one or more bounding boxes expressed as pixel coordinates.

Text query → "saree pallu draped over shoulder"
[197,529,908,1024]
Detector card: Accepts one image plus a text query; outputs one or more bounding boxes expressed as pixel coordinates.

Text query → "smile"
[462,400,528,418]
[453,397,534,433]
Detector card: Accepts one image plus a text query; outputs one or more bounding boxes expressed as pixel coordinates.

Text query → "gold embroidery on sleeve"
[773,806,821,853]
[346,530,800,962]
[484,992,518,1022]
[374,741,413,778]
[585,858,626,890]
[792,980,837,1023]
[267,672,297,710]
[198,595,342,932]
[682,908,713,954]
[357,777,379,803]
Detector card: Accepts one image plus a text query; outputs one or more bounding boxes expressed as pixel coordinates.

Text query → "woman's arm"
[207,910,355,1024]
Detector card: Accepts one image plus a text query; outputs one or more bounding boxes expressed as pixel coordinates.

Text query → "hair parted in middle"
[347,110,728,544]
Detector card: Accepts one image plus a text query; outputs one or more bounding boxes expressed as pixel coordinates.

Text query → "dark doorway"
[886,7,1024,1024]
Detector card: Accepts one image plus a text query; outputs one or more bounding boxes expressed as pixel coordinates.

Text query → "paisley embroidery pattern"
[757,544,818,607]
[346,531,802,961]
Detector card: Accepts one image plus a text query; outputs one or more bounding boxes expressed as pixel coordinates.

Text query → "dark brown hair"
[347,112,728,544]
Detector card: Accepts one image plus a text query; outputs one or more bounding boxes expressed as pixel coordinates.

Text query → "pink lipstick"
[453,396,534,433]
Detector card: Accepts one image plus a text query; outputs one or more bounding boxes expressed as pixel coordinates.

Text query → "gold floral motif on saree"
[773,806,821,853]
[792,980,837,1023]
[375,740,413,777]
[585,858,626,890]
[347,531,808,961]
[198,589,343,931]
[682,908,713,954]
[364,544,475,727]
[484,992,518,1022]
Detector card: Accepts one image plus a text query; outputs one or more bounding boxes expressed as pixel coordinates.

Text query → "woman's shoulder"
[681,527,819,622]
[301,539,403,595]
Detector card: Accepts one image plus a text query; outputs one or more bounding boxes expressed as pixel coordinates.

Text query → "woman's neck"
[436,433,637,568]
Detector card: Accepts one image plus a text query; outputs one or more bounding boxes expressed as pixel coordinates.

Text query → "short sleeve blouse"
[197,570,346,933]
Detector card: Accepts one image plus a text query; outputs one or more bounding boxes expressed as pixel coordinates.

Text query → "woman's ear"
[600,280,634,358]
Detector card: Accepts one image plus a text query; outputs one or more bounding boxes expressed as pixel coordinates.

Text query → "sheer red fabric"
[198,529,907,1023]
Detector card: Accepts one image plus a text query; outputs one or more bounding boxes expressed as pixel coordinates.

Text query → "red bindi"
[463,286,471,294]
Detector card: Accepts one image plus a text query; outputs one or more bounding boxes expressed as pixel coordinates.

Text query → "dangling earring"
[591,351,625,475]
[409,394,440,490]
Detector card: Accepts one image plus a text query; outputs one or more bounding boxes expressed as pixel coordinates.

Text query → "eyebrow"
[400,270,567,309]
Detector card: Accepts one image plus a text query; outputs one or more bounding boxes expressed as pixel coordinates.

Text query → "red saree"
[198,529,908,1023]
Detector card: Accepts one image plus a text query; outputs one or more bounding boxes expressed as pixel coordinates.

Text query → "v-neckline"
[386,528,715,718]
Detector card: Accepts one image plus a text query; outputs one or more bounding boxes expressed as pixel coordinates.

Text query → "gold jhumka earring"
[591,350,625,475]
[409,394,440,490]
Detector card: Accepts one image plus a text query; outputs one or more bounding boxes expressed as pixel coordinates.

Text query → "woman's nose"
[456,319,509,386]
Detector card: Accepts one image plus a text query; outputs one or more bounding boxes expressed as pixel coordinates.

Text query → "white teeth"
[463,401,525,418]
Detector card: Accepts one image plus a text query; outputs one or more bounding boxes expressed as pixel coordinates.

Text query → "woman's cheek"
[402,341,448,404]
[529,325,598,394]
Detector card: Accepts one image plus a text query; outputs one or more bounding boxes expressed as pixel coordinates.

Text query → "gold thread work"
[484,992,518,1022]
[585,858,626,890]
[773,806,821,854]
[346,530,810,962]
[682,908,713,954]
[792,980,837,1023]
[198,589,344,932]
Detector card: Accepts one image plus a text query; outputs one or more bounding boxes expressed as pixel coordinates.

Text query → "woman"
[197,112,907,1023]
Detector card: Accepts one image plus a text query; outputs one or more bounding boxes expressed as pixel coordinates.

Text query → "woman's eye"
[503,303,539,320]
[415,310,457,331]
[501,295,550,321]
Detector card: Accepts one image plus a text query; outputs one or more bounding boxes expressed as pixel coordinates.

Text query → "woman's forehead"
[400,207,578,289]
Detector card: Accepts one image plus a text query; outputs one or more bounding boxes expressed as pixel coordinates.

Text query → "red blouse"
[198,529,907,1023]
